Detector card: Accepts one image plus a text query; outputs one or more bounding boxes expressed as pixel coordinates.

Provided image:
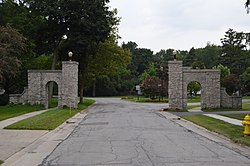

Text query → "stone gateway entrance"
[10,61,79,108]
[168,60,242,110]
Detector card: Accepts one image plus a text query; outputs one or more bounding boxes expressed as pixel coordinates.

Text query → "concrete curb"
[2,110,88,166]
[159,111,250,159]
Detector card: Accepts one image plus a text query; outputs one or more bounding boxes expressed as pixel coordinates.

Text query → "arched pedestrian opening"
[46,81,59,109]
[187,81,201,103]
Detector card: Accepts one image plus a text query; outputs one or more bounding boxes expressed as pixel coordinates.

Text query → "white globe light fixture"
[173,50,177,60]
[62,34,68,40]
[68,51,73,61]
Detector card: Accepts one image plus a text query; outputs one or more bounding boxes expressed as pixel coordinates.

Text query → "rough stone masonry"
[10,61,79,108]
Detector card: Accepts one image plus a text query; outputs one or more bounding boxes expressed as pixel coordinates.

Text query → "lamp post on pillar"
[173,50,177,61]
[68,51,73,61]
[160,66,164,101]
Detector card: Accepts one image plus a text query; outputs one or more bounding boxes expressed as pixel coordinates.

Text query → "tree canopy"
[0,25,26,92]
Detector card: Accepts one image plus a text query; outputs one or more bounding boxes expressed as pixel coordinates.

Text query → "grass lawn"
[219,102,250,120]
[187,96,201,103]
[220,114,247,120]
[4,99,95,130]
[121,96,168,103]
[48,97,58,108]
[187,105,200,109]
[0,104,44,122]
[243,96,250,99]
[121,95,201,103]
[183,114,250,146]
[202,103,250,112]
[242,102,250,110]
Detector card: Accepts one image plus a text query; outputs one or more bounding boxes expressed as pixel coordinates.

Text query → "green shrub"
[0,93,9,106]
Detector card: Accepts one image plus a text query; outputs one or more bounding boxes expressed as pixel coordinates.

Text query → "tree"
[213,64,231,81]
[154,49,175,64]
[220,29,247,76]
[240,67,250,94]
[122,42,154,76]
[187,81,201,96]
[139,63,157,82]
[0,25,26,92]
[222,74,241,95]
[195,43,221,69]
[141,76,161,100]
[191,61,205,69]
[84,39,131,96]
[184,47,196,66]
[21,0,119,102]
[246,0,250,13]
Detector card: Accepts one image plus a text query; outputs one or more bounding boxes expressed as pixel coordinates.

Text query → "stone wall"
[183,69,221,109]
[28,70,62,108]
[9,87,28,104]
[168,61,184,109]
[220,88,242,109]
[10,61,79,108]
[61,61,78,108]
[168,60,221,110]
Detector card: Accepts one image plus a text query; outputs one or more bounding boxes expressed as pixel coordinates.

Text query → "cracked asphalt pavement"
[41,98,250,166]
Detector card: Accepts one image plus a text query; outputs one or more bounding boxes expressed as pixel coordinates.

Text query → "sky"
[109,0,250,53]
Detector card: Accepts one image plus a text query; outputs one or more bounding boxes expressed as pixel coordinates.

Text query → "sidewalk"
[1,106,91,166]
[0,109,52,162]
[0,109,51,129]
[188,107,244,126]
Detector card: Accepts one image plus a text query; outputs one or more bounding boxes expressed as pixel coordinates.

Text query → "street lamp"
[62,34,68,40]
[68,51,73,61]
[173,50,177,60]
[160,66,164,101]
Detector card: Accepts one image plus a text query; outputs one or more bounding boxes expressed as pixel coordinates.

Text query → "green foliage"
[240,67,250,94]
[0,93,9,106]
[31,54,52,70]
[154,49,175,62]
[0,104,44,121]
[187,81,201,96]
[84,39,131,86]
[220,29,247,76]
[5,99,95,130]
[184,47,196,66]
[222,74,241,95]
[141,76,161,100]
[195,43,221,68]
[123,42,154,76]
[246,0,250,13]
[213,64,231,80]
[191,61,205,69]
[139,63,157,82]
[0,25,27,92]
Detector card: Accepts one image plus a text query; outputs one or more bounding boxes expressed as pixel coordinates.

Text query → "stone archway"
[9,61,79,109]
[45,81,59,109]
[168,60,221,110]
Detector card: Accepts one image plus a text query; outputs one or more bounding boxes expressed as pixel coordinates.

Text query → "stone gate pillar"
[61,61,78,108]
[168,61,184,110]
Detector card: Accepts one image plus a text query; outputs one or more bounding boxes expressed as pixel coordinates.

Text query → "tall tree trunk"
[79,71,84,103]
[80,80,84,103]
[92,79,96,97]
[49,38,66,105]
[48,47,59,104]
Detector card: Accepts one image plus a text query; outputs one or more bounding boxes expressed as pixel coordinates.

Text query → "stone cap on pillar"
[62,61,79,65]
[168,60,183,65]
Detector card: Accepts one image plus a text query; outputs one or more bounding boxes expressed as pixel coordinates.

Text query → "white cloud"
[109,0,250,52]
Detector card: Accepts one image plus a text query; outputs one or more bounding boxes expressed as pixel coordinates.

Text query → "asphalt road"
[41,98,250,166]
